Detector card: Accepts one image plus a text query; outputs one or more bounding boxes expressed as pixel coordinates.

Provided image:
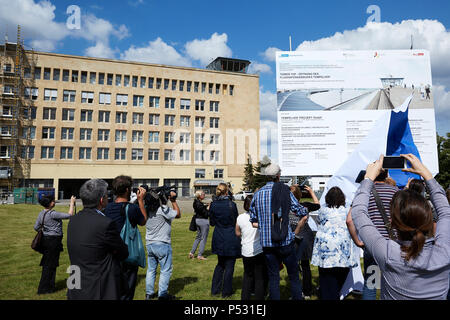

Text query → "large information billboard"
[276,50,438,176]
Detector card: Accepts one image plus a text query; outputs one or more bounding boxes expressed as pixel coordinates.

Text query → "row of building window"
[11,87,222,112]
[1,106,220,128]
[2,64,235,95]
[2,86,221,112]
[0,145,221,163]
[15,127,220,144]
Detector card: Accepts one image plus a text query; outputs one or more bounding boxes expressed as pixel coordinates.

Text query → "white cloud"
[260,47,282,62]
[248,62,272,74]
[120,38,192,67]
[185,33,232,66]
[30,39,57,52]
[433,85,450,135]
[72,14,130,42]
[0,0,129,58]
[128,0,145,6]
[120,32,234,68]
[295,20,450,79]
[260,119,278,162]
[85,42,118,59]
[259,89,278,161]
[73,13,130,59]
[259,88,277,121]
[0,0,69,50]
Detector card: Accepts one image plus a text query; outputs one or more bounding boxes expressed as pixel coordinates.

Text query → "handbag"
[120,204,146,268]
[189,214,197,232]
[31,209,52,253]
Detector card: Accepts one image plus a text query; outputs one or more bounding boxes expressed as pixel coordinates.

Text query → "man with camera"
[104,175,147,300]
[145,187,181,300]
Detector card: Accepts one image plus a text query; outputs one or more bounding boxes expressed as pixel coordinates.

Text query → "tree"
[251,156,272,191]
[436,133,450,189]
[242,154,254,191]
[242,155,272,191]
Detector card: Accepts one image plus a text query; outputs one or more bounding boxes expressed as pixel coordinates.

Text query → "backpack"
[271,183,291,244]
[120,204,146,268]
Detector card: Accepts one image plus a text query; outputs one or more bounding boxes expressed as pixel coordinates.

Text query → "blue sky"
[1,0,450,159]
[5,0,450,91]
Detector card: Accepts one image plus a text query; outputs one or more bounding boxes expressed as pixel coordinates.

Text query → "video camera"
[134,185,177,213]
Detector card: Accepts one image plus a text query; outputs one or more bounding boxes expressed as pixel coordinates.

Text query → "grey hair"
[79,179,108,208]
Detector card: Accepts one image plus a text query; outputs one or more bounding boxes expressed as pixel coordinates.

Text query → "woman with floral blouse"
[311,187,360,300]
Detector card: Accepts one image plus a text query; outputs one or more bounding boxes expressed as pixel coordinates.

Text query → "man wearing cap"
[249,163,308,300]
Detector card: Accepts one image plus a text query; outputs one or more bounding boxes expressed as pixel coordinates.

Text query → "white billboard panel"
[276,50,438,176]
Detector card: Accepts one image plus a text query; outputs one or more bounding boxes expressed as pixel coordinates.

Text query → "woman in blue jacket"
[209,183,241,298]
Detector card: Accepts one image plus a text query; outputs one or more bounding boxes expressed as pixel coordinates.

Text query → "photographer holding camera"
[104,175,147,300]
[145,186,181,300]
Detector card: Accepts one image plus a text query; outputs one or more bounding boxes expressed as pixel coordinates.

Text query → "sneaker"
[146,293,158,300]
[197,256,207,260]
[158,293,177,300]
[188,253,194,259]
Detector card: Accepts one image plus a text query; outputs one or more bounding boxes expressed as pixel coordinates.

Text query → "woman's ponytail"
[401,229,426,261]
[390,189,433,262]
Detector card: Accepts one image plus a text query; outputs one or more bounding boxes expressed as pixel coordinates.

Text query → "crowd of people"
[33,154,450,300]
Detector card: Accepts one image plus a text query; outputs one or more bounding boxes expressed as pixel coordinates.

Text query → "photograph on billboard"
[276,50,438,176]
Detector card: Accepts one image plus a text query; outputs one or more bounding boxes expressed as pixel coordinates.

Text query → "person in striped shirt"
[249,163,308,300]
[347,168,398,300]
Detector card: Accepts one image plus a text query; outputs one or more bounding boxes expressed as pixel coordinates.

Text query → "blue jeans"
[263,242,303,300]
[362,249,377,300]
[146,242,173,297]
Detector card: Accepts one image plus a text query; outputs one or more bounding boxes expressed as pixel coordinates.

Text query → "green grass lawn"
[0,203,363,300]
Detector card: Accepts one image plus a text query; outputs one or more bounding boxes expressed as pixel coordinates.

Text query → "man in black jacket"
[67,179,129,300]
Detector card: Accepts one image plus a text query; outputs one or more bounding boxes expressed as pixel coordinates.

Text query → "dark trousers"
[38,235,62,294]
[318,267,350,300]
[295,238,313,296]
[300,259,313,296]
[263,242,303,300]
[38,266,57,294]
[120,263,139,300]
[241,253,268,300]
[211,255,236,297]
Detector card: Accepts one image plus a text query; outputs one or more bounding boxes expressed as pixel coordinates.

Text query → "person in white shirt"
[235,195,268,300]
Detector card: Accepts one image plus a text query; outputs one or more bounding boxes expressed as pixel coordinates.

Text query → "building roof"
[26,50,258,78]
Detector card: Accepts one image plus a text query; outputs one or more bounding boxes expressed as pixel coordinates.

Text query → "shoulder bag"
[31,209,52,253]
[120,204,146,268]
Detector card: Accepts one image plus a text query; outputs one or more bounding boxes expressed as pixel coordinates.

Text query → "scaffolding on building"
[0,25,37,197]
